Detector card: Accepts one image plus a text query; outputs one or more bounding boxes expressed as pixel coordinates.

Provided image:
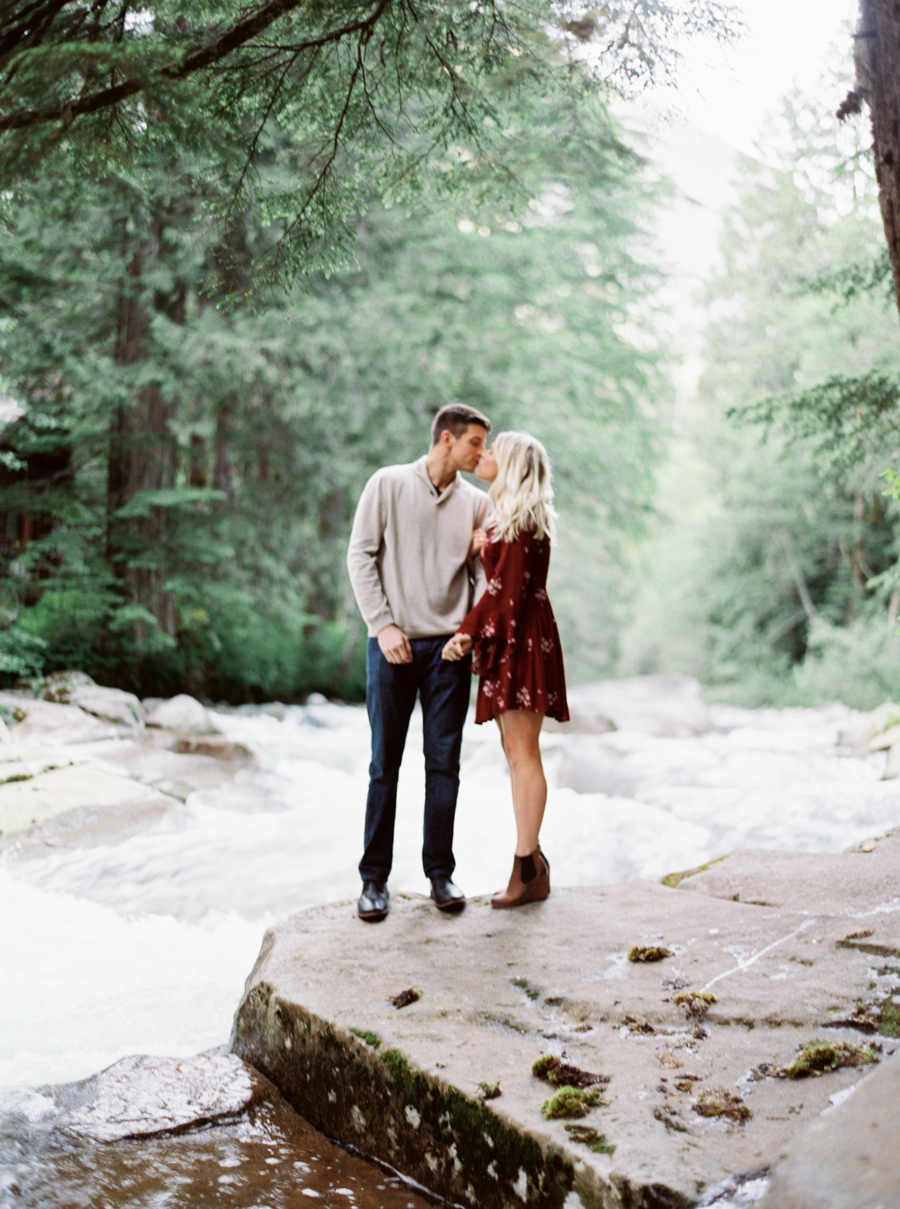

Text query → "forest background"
[1,0,899,711]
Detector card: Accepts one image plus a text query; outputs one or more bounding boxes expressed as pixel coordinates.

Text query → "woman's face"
[476,444,499,483]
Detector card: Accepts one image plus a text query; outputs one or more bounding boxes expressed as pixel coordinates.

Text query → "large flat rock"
[757,1048,900,1209]
[0,761,172,838]
[674,830,900,916]
[231,878,900,1208]
[0,720,257,847]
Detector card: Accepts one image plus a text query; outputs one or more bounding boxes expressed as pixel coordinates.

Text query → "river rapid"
[1,696,898,1207]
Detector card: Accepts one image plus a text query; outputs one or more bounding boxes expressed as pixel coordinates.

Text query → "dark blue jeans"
[360,636,471,883]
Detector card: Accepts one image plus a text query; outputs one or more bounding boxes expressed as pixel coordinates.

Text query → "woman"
[442,431,569,908]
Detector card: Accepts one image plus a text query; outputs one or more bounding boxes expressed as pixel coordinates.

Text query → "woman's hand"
[441,633,473,661]
[469,527,487,559]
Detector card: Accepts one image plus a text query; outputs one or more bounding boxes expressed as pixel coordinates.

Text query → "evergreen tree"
[623,72,900,707]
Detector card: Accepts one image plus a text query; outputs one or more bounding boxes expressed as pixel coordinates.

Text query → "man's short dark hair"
[431,404,491,446]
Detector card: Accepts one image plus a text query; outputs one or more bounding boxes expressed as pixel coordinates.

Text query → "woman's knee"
[502,735,542,772]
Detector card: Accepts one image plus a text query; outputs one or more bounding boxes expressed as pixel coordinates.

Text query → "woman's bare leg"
[496,710,546,855]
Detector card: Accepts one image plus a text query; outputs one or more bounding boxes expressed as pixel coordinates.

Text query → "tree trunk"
[108,219,183,641]
[859,0,900,318]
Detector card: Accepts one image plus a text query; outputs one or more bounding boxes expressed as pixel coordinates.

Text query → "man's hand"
[378,624,413,664]
[441,633,473,662]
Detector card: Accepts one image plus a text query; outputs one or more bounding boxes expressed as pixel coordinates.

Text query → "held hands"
[469,527,487,559]
[378,624,413,664]
[441,633,473,662]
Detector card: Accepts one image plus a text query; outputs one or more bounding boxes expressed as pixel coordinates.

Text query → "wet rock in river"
[546,672,713,737]
[48,1052,267,1142]
[146,694,222,735]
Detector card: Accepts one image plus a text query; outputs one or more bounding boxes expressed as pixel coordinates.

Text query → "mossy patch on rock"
[692,1089,751,1124]
[628,945,673,963]
[674,990,717,1020]
[512,978,540,1000]
[532,1056,610,1088]
[622,1016,656,1035]
[878,996,900,1037]
[780,1038,879,1079]
[349,1028,380,1048]
[653,1104,688,1133]
[477,1081,501,1100]
[564,1124,615,1154]
[541,1086,605,1120]
[660,854,728,889]
[390,988,421,1009]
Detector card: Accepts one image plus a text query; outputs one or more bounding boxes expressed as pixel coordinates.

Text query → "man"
[347,404,492,921]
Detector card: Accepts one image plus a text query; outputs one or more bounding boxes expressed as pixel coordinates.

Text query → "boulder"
[546,674,713,737]
[837,701,900,748]
[66,684,145,728]
[38,670,94,701]
[2,696,120,743]
[0,762,172,837]
[171,736,252,762]
[673,831,900,915]
[48,1052,269,1142]
[867,721,900,751]
[146,694,221,734]
[883,743,900,780]
[231,876,899,1209]
[37,672,144,728]
[757,1049,900,1209]
[556,738,642,797]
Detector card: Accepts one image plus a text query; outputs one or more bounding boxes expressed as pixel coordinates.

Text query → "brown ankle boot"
[491,848,550,909]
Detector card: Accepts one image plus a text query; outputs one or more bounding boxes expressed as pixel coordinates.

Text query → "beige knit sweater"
[347,456,491,639]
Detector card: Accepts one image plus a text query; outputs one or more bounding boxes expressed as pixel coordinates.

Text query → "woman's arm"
[447,534,540,668]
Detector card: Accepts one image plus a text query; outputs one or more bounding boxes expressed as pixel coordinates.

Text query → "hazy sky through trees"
[665,0,857,153]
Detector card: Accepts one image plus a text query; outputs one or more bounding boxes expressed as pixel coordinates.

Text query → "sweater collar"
[413,454,459,502]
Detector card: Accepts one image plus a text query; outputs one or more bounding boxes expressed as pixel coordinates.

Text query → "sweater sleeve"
[346,475,394,635]
[456,534,539,672]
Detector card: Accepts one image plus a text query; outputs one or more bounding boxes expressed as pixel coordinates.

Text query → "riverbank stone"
[231,874,900,1209]
[47,1052,269,1143]
[146,694,221,734]
[545,674,713,738]
[756,1048,900,1209]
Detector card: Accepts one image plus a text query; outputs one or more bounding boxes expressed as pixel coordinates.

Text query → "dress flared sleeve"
[456,535,539,674]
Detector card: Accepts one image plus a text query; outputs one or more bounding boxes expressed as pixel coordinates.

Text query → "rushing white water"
[2,697,898,1112]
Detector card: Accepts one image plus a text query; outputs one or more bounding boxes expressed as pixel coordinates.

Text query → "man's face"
[446,424,487,474]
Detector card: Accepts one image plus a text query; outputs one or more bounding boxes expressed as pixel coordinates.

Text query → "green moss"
[477,1081,501,1100]
[499,1017,528,1034]
[653,1105,688,1133]
[564,1124,615,1154]
[512,978,540,1000]
[692,1090,751,1123]
[381,1048,412,1088]
[674,991,717,1020]
[541,1086,603,1120]
[782,1039,878,1079]
[660,854,728,889]
[531,1056,609,1089]
[532,1055,558,1079]
[878,996,900,1037]
[381,1048,550,1180]
[349,1028,381,1048]
[628,945,673,963]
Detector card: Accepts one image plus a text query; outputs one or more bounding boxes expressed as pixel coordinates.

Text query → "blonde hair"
[489,431,557,543]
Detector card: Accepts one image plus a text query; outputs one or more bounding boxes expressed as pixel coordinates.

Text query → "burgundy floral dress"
[456,529,569,725]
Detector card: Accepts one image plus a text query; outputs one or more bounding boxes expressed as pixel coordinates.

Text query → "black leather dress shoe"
[430,877,466,912]
[358,880,389,921]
